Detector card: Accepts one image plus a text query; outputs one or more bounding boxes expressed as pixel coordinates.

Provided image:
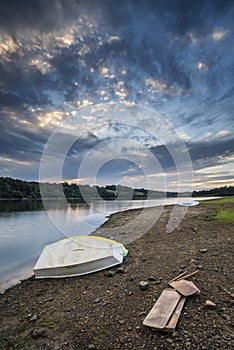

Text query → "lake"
[0,197,213,292]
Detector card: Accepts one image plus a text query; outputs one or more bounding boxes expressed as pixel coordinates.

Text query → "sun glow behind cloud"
[212,29,229,41]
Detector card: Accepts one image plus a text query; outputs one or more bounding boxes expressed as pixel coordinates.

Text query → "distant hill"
[0,177,233,200]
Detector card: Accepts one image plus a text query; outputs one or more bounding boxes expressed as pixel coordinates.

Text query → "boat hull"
[33,236,127,279]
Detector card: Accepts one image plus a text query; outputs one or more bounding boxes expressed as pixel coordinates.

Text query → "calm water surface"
[0,197,212,292]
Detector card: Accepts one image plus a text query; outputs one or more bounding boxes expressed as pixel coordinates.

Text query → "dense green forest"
[0,177,233,200]
[192,186,234,197]
[0,177,162,200]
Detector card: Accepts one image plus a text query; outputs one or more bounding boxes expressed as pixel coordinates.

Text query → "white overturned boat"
[179,201,199,207]
[33,235,128,279]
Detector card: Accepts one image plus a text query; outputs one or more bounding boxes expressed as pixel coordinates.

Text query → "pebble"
[221,314,230,320]
[172,332,179,338]
[94,298,101,303]
[116,267,126,274]
[139,281,149,290]
[44,296,53,302]
[32,328,45,338]
[87,345,96,350]
[205,300,216,308]
[148,276,156,281]
[200,248,208,253]
[119,319,125,325]
[166,338,173,344]
[106,271,115,277]
[29,314,38,322]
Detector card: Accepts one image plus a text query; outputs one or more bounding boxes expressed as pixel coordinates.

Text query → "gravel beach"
[0,201,233,350]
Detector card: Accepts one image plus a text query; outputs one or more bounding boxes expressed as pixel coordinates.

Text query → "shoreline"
[0,201,233,349]
[0,198,206,294]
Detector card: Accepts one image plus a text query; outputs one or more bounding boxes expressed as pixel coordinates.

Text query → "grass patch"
[214,208,234,224]
[201,196,234,204]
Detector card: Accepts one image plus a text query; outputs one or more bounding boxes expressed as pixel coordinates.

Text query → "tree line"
[0,177,233,200]
[192,186,234,197]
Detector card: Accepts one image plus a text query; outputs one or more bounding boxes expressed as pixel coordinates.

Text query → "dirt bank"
[0,202,233,349]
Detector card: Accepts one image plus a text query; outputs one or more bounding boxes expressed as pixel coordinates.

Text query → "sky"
[0,0,233,192]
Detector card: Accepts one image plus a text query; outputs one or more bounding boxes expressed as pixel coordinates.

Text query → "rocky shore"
[0,201,233,350]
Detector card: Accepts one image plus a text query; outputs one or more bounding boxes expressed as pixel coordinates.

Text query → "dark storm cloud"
[188,139,234,164]
[1,0,233,35]
[0,92,21,108]
[0,0,80,34]
[0,0,233,184]
[150,137,234,172]
[0,118,47,162]
[0,51,55,109]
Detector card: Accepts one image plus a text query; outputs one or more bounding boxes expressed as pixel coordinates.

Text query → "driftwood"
[169,280,200,296]
[143,288,181,329]
[143,270,200,332]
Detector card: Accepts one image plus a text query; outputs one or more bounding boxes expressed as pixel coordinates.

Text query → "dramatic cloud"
[0,0,233,189]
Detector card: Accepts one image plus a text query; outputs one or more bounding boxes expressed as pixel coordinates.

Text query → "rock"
[119,319,125,325]
[87,344,96,350]
[200,248,208,253]
[106,271,115,277]
[94,298,101,303]
[44,296,53,302]
[139,281,149,290]
[205,300,217,308]
[29,314,38,322]
[32,328,45,338]
[221,314,230,320]
[172,332,179,338]
[148,276,156,281]
[116,267,126,274]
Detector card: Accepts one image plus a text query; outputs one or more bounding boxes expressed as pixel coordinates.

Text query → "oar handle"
[177,270,200,281]
[168,271,187,284]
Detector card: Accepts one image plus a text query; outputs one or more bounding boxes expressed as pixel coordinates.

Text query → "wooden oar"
[169,280,200,296]
[168,271,188,284]
[143,288,181,329]
[176,270,200,281]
